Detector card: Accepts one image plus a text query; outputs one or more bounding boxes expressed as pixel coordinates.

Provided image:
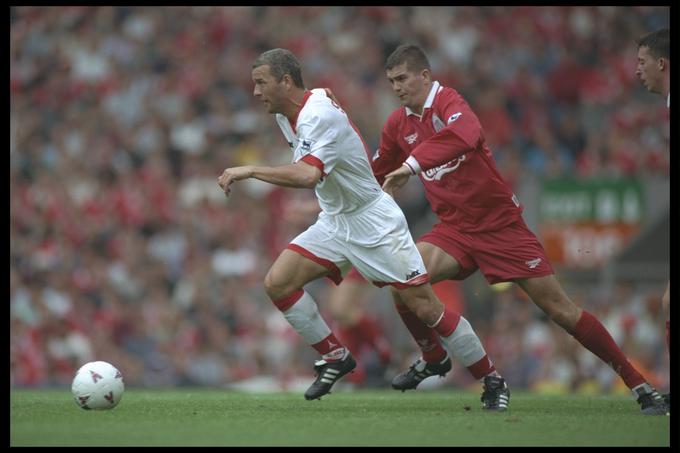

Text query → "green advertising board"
[539,178,644,225]
[537,178,645,267]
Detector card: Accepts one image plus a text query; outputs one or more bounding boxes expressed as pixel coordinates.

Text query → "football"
[71,361,125,410]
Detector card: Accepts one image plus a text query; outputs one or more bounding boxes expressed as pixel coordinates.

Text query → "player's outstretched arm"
[218,161,322,197]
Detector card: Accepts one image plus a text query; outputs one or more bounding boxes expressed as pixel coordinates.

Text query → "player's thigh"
[265,248,332,299]
[417,241,462,284]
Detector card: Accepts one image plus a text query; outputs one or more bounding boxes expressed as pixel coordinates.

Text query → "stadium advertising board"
[538,178,644,268]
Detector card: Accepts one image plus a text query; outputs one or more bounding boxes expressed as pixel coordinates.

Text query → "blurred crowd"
[10,6,669,392]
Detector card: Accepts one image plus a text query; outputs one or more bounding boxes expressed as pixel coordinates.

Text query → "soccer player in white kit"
[218,48,492,401]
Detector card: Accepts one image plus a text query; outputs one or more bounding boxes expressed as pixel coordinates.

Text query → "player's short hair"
[385,44,431,73]
[637,28,670,61]
[252,48,305,88]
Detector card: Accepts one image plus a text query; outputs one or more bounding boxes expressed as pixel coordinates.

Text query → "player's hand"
[382,164,412,196]
[217,166,254,197]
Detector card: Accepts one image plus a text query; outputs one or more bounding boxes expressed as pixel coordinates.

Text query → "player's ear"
[281,73,294,90]
[421,68,432,83]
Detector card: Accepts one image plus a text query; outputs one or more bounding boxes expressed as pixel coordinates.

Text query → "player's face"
[386,63,430,111]
[636,46,662,94]
[252,65,284,113]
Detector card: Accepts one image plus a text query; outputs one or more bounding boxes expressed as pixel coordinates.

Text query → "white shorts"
[288,192,429,288]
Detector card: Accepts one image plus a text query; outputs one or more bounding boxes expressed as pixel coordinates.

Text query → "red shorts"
[418,218,554,284]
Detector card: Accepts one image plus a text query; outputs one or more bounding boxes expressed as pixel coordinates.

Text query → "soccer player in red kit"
[635,28,670,410]
[376,44,668,415]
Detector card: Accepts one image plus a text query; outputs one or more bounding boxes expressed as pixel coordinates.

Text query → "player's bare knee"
[399,292,441,325]
[264,270,293,301]
[542,299,580,330]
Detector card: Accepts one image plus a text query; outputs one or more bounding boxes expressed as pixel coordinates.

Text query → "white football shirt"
[275,89,383,216]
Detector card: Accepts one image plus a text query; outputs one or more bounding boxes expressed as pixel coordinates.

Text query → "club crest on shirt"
[421,155,467,181]
[432,113,462,133]
[432,115,446,133]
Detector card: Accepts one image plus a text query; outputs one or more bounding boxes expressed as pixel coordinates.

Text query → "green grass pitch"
[10,388,670,446]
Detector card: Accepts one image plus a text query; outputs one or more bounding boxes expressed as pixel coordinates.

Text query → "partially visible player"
[635,28,670,409]
[376,44,668,415]
[218,49,506,408]
[327,269,392,386]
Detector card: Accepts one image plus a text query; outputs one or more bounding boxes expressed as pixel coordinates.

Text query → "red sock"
[311,333,345,359]
[337,323,364,355]
[355,315,392,364]
[570,310,645,389]
[395,303,447,363]
[466,355,496,380]
[431,308,461,338]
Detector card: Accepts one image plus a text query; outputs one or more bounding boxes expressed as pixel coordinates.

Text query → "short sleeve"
[294,109,339,175]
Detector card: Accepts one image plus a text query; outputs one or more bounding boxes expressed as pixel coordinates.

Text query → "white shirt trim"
[404,155,422,174]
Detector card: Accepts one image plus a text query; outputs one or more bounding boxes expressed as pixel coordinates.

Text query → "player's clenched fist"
[218,166,254,196]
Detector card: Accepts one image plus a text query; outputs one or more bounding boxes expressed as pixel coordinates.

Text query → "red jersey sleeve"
[410,88,484,172]
[371,110,408,186]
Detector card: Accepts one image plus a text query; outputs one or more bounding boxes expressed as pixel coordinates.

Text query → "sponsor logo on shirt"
[300,139,314,152]
[421,155,467,181]
[404,132,418,145]
[406,269,421,280]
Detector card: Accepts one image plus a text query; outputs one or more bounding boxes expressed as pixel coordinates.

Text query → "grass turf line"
[10,389,670,446]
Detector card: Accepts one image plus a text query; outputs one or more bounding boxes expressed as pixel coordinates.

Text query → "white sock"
[436,316,486,367]
[282,290,332,346]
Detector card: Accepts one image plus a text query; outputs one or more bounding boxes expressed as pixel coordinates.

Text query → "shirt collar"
[289,90,313,133]
[405,81,441,117]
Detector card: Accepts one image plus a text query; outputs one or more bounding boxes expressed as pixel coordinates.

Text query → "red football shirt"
[372,81,522,233]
